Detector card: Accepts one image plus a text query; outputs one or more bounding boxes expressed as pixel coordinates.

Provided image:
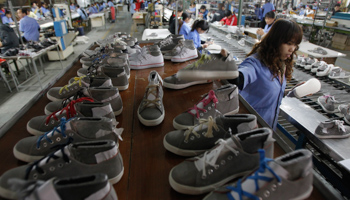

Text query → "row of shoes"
[2,39,57,57]
[295,56,350,78]
[317,95,350,123]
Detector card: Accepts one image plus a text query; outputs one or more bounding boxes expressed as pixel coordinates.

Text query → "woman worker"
[188,19,210,53]
[179,12,191,39]
[225,19,303,130]
[256,11,275,36]
[220,10,237,26]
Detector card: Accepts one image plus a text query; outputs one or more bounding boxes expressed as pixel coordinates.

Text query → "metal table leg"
[31,58,43,89]
[56,45,64,70]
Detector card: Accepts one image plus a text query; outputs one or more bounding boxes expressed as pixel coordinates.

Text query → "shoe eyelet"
[58,163,64,168]
[221,160,226,165]
[50,141,54,144]
[190,136,194,140]
[196,134,200,138]
[51,120,55,124]
[33,174,38,179]
[69,133,74,137]
[214,165,219,169]
[56,137,61,142]
[228,155,233,160]
[271,184,277,191]
[74,86,78,89]
[49,166,55,171]
[43,143,47,147]
[212,103,215,106]
[264,190,270,197]
[208,169,213,175]
[200,113,203,117]
[208,107,211,110]
[202,175,207,179]
[277,182,282,186]
[184,140,188,143]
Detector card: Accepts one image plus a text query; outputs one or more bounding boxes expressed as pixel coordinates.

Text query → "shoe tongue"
[70,142,118,164]
[228,161,288,199]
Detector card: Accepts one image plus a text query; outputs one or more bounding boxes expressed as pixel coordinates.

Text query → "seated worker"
[332,3,341,15]
[257,11,275,36]
[2,11,14,25]
[70,3,76,11]
[188,19,210,53]
[18,8,40,42]
[31,2,42,19]
[305,5,314,16]
[187,2,196,16]
[168,7,183,34]
[211,3,225,22]
[198,5,208,20]
[77,5,88,21]
[40,2,51,17]
[299,5,305,16]
[220,10,237,26]
[0,23,19,52]
[88,4,98,15]
[179,12,191,39]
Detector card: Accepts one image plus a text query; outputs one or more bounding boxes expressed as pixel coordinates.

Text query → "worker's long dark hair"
[247,19,303,81]
[191,19,209,32]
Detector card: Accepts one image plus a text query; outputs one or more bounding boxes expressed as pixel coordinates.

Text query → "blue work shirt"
[255,8,262,20]
[77,8,88,20]
[108,1,114,7]
[189,7,196,13]
[99,5,104,12]
[299,9,305,16]
[200,10,208,20]
[70,5,76,10]
[2,16,13,24]
[263,23,273,33]
[188,29,201,52]
[89,6,97,14]
[239,54,286,130]
[41,7,50,15]
[131,3,136,13]
[262,2,275,17]
[19,16,40,41]
[179,21,191,39]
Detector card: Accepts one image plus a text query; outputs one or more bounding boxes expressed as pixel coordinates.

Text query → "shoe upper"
[318,95,336,112]
[179,53,238,72]
[315,120,350,138]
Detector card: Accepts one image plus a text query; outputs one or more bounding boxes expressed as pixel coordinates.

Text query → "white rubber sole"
[317,98,337,113]
[26,122,46,136]
[130,62,164,70]
[77,71,87,77]
[290,186,313,200]
[163,136,205,156]
[163,80,211,90]
[138,111,165,126]
[177,71,239,81]
[13,145,43,163]
[171,54,198,63]
[46,93,63,102]
[109,167,124,184]
[114,106,123,116]
[0,184,16,200]
[116,84,129,91]
[82,63,92,69]
[315,133,350,139]
[163,55,173,60]
[44,106,55,115]
[169,168,250,195]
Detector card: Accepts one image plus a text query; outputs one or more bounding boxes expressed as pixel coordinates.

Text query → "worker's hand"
[220,21,224,25]
[202,43,209,48]
[256,28,264,36]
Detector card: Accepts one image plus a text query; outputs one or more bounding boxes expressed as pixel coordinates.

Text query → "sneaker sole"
[163,136,205,156]
[172,107,239,130]
[82,63,92,69]
[138,112,165,126]
[77,71,87,77]
[163,55,174,60]
[114,106,123,116]
[130,62,164,70]
[109,167,124,184]
[169,168,250,195]
[116,84,129,91]
[171,54,198,62]
[0,185,16,200]
[26,122,46,136]
[163,80,211,90]
[13,145,43,163]
[46,92,63,102]
[317,98,337,113]
[315,133,350,139]
[290,186,313,200]
[177,71,239,81]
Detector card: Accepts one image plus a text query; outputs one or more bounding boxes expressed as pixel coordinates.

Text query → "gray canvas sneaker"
[28,100,117,135]
[45,87,123,116]
[138,71,164,126]
[339,104,350,124]
[173,84,239,130]
[171,40,198,62]
[158,35,185,54]
[304,58,318,70]
[317,95,337,113]
[99,66,129,91]
[164,114,257,156]
[46,76,112,102]
[163,41,183,60]
[0,140,124,200]
[163,73,212,90]
[129,45,160,59]
[169,128,275,195]
[129,51,164,70]
[17,117,123,162]
[203,149,313,200]
[315,120,350,139]
[80,52,128,68]
[9,173,118,200]
[176,53,239,81]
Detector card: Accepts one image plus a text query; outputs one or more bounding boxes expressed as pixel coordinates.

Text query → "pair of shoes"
[329,67,350,79]
[304,57,318,70]
[163,40,198,62]
[156,34,185,54]
[311,60,327,73]
[315,120,350,139]
[316,64,334,77]
[0,140,123,199]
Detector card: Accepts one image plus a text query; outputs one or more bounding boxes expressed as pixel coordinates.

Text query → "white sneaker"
[311,61,326,73]
[304,58,318,70]
[287,78,321,98]
[329,67,350,79]
[171,40,198,62]
[317,64,334,77]
[130,51,164,70]
[295,55,304,66]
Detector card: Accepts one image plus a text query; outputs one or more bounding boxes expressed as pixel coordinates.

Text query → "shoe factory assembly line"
[201,24,350,199]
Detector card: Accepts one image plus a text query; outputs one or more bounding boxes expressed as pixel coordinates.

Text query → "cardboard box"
[332,33,350,45]
[332,41,350,51]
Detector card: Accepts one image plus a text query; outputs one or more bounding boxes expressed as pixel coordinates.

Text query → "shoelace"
[142,84,161,108]
[187,90,218,119]
[159,37,173,47]
[226,149,281,200]
[334,120,346,133]
[184,116,220,142]
[324,95,336,104]
[185,54,212,69]
[58,76,88,95]
[195,138,239,179]
[25,145,71,180]
[37,117,74,149]
[45,97,94,125]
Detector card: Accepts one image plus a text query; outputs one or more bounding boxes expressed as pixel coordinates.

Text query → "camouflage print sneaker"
[164,114,257,156]
[27,99,117,135]
[203,149,313,200]
[16,117,123,162]
[9,173,118,200]
[45,87,123,116]
[46,76,112,102]
[0,140,123,200]
[173,84,239,130]
[169,128,275,195]
[315,120,350,139]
